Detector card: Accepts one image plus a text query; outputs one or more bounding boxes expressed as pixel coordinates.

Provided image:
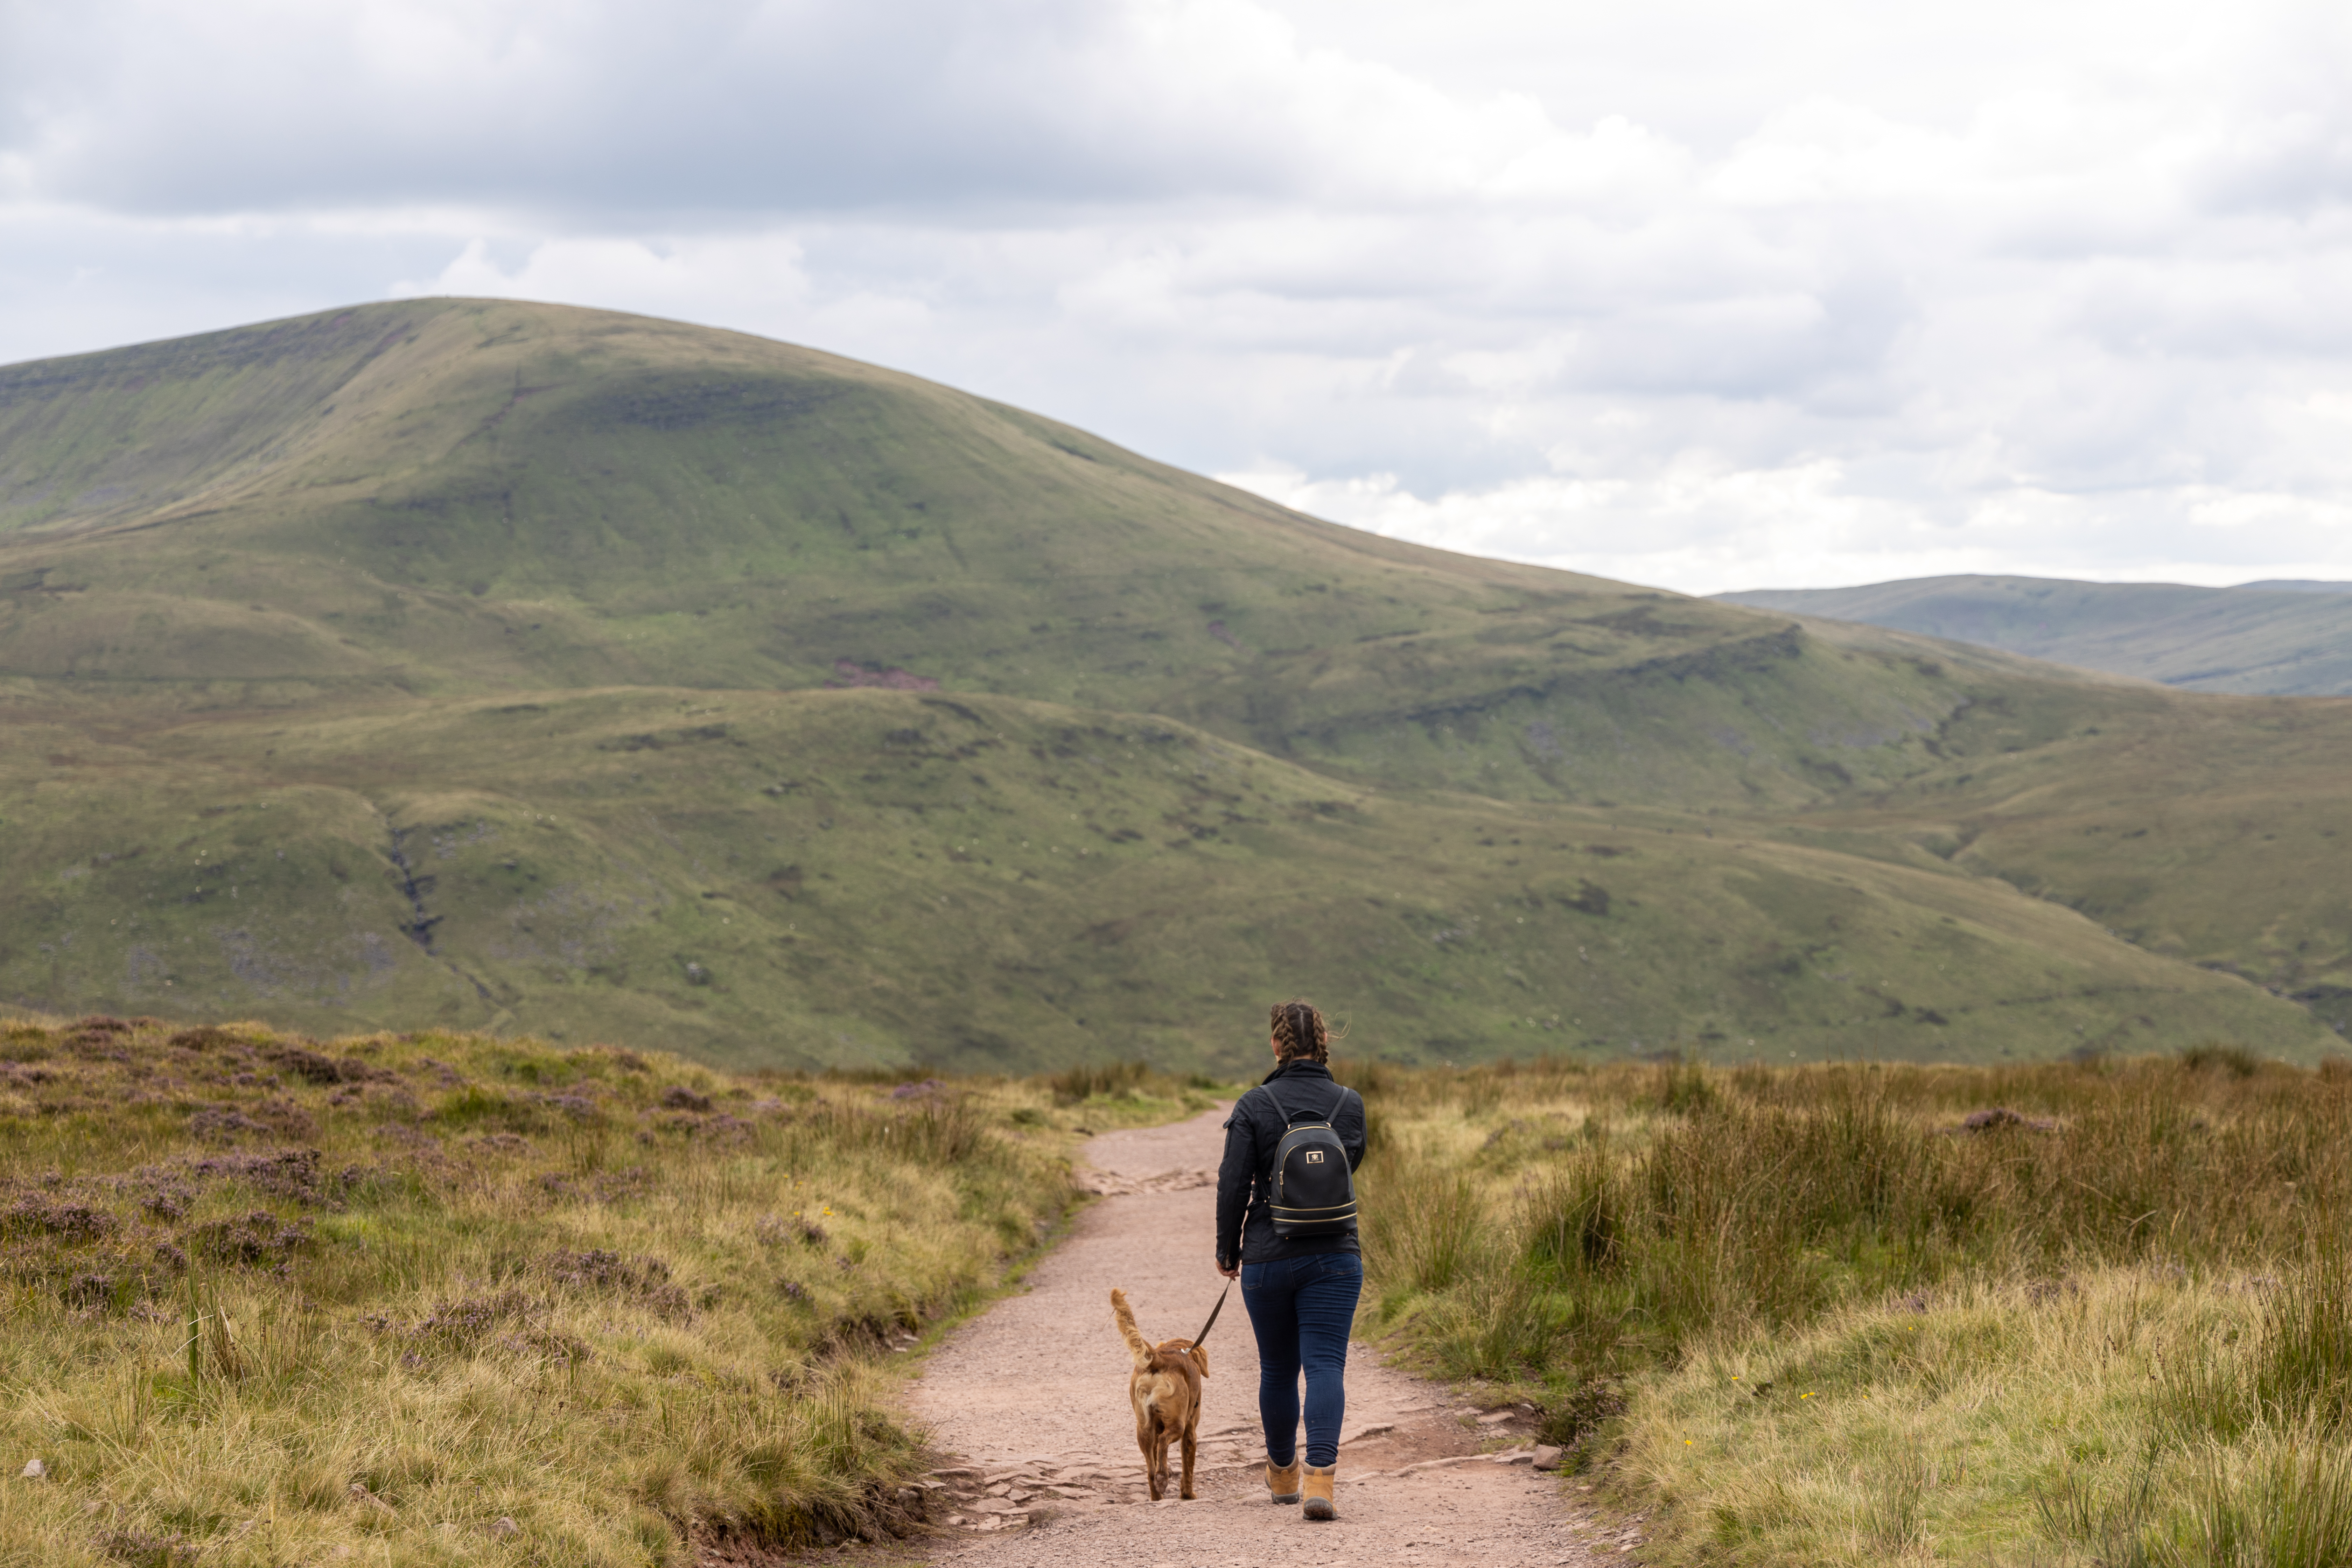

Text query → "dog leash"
[1192,1282,1231,1350]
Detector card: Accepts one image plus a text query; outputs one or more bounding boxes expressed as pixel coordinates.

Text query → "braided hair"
[1269,999,1330,1064]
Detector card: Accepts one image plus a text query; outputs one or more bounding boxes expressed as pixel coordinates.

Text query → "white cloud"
[1228,461,2352,596]
[2,0,2351,592]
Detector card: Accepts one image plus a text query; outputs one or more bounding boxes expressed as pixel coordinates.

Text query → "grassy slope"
[0,1015,1226,1564]
[1772,646,2352,1006]
[1348,1054,2352,1567]
[1720,574,2352,696]
[0,684,2324,1073]
[0,301,2347,1065]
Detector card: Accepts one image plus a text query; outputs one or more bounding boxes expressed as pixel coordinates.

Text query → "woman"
[1214,999,1367,1522]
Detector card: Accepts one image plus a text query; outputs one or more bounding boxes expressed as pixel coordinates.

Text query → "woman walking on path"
[1214,1000,1367,1522]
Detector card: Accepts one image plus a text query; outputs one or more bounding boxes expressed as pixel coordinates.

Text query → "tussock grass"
[0,1013,1203,1564]
[1342,1050,2352,1563]
[1632,1262,2352,1566]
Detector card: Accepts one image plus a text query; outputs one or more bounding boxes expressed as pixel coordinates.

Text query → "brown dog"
[1110,1287,1209,1500]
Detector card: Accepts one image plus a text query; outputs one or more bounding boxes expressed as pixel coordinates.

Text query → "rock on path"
[898,1106,1611,1567]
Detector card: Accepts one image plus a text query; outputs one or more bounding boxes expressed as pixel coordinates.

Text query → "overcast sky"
[5,0,2349,593]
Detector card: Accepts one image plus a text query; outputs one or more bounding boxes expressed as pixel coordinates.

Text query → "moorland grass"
[1343,1052,2352,1564]
[0,1014,1214,1565]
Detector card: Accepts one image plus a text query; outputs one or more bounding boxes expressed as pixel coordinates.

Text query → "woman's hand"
[1217,1257,1240,1280]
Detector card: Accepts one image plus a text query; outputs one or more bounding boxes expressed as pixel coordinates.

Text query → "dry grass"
[1624,1261,2352,1565]
[0,1014,1212,1565]
[1340,1051,2352,1564]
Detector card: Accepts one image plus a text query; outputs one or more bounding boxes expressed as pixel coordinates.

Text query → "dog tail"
[1110,1287,1153,1371]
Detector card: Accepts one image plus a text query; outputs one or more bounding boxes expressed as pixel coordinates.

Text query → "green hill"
[0,299,2057,808]
[2,301,2347,1068]
[1716,574,2352,696]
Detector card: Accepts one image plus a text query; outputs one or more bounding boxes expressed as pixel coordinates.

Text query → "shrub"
[1523,1145,1623,1278]
[1046,1060,1150,1104]
[2180,1041,2263,1078]
[1650,1056,1718,1116]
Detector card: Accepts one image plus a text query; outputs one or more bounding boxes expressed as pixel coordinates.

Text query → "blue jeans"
[1240,1252,1363,1470]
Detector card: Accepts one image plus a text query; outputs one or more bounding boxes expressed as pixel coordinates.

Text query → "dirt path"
[894,1106,1614,1567]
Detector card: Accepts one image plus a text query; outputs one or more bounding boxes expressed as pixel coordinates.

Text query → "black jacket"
[1215,1060,1367,1268]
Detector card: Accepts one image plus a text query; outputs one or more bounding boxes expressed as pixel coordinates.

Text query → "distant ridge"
[1715,574,2352,696]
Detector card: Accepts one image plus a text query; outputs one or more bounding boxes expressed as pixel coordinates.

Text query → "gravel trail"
[895,1106,1614,1567]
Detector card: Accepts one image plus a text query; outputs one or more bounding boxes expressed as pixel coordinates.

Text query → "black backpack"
[1268,1082,1359,1238]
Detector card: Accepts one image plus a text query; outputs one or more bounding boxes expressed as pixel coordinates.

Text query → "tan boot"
[1266,1458,1302,1504]
[1302,1464,1337,1520]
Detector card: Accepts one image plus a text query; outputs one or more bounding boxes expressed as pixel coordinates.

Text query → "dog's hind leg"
[1138,1412,1163,1501]
[1179,1418,1198,1500]
[1151,1418,1175,1500]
